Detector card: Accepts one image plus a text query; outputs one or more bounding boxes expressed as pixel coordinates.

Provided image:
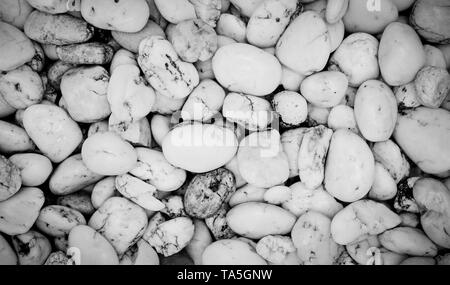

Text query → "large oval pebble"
[81,131,138,175]
[23,104,82,163]
[162,122,238,173]
[212,43,282,96]
[393,107,450,174]
[226,202,296,239]
[324,129,375,202]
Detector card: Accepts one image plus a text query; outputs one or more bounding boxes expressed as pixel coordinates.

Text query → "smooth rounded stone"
[130,148,186,192]
[372,140,410,183]
[23,104,82,163]
[282,182,343,218]
[88,197,148,255]
[186,219,213,265]
[12,230,51,265]
[256,235,296,264]
[205,203,235,240]
[202,239,267,265]
[143,213,195,257]
[300,71,348,108]
[410,0,450,44]
[0,155,22,201]
[228,184,267,207]
[49,154,104,196]
[393,107,450,174]
[216,13,246,43]
[226,202,296,239]
[0,65,44,109]
[150,115,171,146]
[0,233,17,265]
[368,162,397,201]
[0,21,35,71]
[327,105,359,133]
[298,126,333,190]
[115,174,164,211]
[168,19,217,63]
[276,11,330,75]
[68,225,119,265]
[56,191,95,216]
[378,22,426,86]
[107,64,155,123]
[291,211,341,265]
[55,42,113,65]
[400,257,436,265]
[324,129,375,202]
[424,45,447,69]
[80,0,149,32]
[212,43,282,96]
[246,0,298,48]
[354,80,397,142]
[184,168,235,219]
[272,91,308,128]
[154,0,196,24]
[222,92,273,131]
[35,205,86,237]
[343,0,398,34]
[264,185,292,205]
[9,153,52,187]
[0,187,44,235]
[237,130,289,188]
[331,200,401,245]
[138,36,199,99]
[91,177,117,209]
[162,122,238,173]
[81,131,138,176]
[120,238,160,265]
[280,128,307,178]
[60,65,110,123]
[0,0,33,30]
[24,11,94,45]
[329,33,380,87]
[111,20,165,53]
[414,66,450,108]
[181,79,225,122]
[379,227,438,257]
